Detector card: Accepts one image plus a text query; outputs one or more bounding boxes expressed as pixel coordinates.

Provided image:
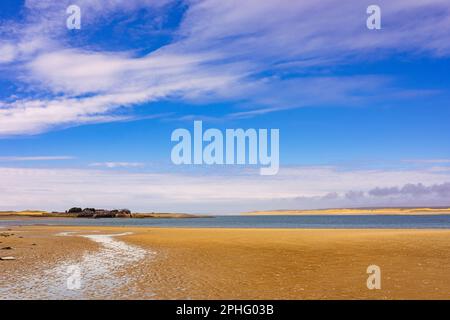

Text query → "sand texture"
[1,226,450,299]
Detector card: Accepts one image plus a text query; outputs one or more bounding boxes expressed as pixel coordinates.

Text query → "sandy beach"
[245,207,450,215]
[1,225,450,299]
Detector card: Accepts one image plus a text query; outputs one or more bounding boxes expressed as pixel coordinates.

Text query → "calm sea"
[2,215,450,228]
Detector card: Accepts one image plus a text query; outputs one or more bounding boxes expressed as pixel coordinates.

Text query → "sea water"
[2,215,450,229]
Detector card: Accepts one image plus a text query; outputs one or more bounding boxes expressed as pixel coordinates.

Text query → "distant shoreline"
[243,207,450,216]
[0,211,210,219]
[3,207,450,219]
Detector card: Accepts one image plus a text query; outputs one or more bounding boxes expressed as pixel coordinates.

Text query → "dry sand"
[0,211,47,217]
[1,226,450,299]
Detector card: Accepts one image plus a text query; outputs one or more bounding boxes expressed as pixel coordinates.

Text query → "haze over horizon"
[1,0,450,214]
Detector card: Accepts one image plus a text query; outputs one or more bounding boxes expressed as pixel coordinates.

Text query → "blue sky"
[0,0,450,213]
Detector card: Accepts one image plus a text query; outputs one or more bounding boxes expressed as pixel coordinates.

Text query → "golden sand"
[1,226,450,299]
[0,211,47,217]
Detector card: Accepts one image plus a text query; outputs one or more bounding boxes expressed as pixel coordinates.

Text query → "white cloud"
[0,156,73,161]
[0,43,17,63]
[26,49,226,95]
[403,159,450,164]
[176,0,450,59]
[0,0,449,136]
[89,162,144,168]
[1,165,449,213]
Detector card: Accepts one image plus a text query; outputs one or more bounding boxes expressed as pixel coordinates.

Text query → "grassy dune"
[0,211,48,217]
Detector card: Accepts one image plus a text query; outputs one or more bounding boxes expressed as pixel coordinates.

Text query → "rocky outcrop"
[68,208,132,218]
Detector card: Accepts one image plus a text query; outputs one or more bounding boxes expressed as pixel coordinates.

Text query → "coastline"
[0,211,210,219]
[244,207,450,216]
[2,225,450,299]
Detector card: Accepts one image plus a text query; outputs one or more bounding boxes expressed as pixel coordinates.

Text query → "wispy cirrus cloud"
[0,156,73,161]
[89,162,144,168]
[0,42,16,63]
[403,159,450,164]
[0,0,450,136]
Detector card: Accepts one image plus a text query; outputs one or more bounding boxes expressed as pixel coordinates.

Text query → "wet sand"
[1,226,450,299]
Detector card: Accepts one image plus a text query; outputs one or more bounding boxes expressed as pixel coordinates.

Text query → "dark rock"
[77,208,96,217]
[1,247,13,250]
[93,210,115,218]
[68,207,82,213]
[119,209,131,215]
[68,207,133,218]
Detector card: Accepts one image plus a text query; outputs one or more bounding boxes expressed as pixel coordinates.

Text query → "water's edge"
[2,215,450,229]
[0,231,152,299]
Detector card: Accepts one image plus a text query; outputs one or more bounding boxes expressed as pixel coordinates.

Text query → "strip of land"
[0,210,208,219]
[2,226,450,299]
[244,207,450,215]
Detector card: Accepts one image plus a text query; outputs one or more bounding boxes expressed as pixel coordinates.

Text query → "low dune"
[0,211,48,217]
[244,207,450,216]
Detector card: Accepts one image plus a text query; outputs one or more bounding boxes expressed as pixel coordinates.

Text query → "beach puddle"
[1,231,153,299]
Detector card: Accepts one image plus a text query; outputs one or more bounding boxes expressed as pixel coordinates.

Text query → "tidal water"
[2,215,450,228]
